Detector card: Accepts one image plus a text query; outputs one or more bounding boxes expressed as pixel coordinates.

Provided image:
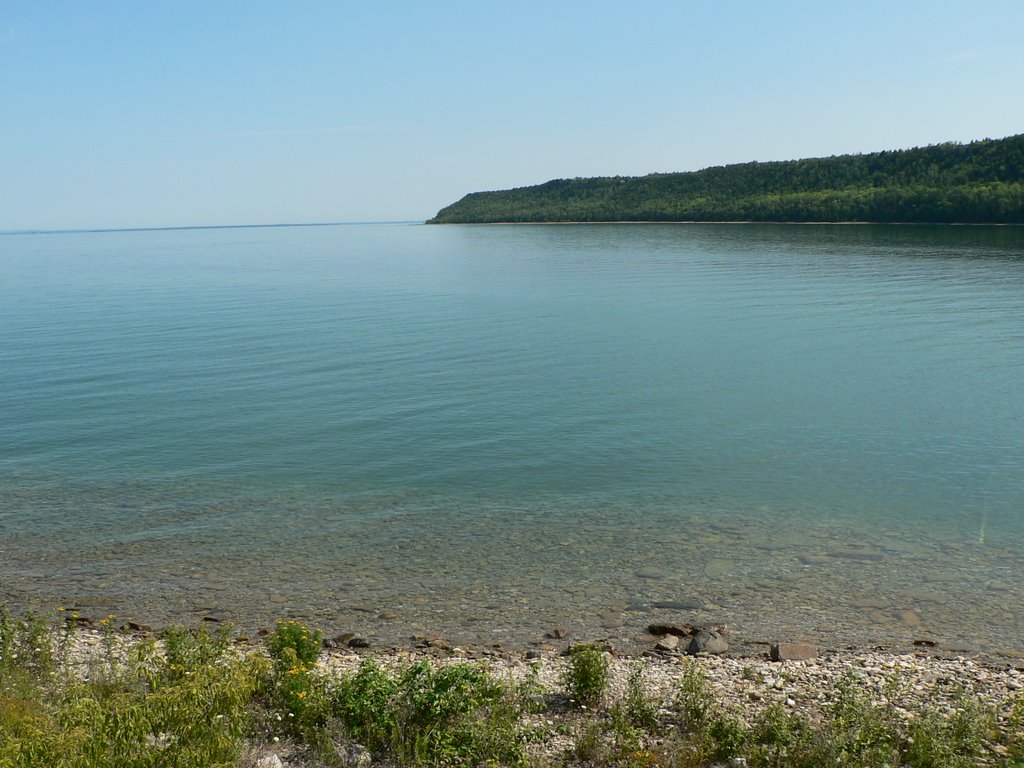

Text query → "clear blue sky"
[2,1,1022,229]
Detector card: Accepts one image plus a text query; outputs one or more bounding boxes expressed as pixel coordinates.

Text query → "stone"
[325,632,355,648]
[652,600,704,610]
[545,627,570,639]
[686,629,728,655]
[634,567,664,579]
[600,613,624,629]
[648,623,695,637]
[347,637,370,648]
[255,755,284,768]
[342,743,372,768]
[655,634,680,652]
[900,610,921,626]
[269,593,287,604]
[770,642,817,661]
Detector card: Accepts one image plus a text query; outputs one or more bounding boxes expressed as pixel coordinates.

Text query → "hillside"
[428,134,1024,224]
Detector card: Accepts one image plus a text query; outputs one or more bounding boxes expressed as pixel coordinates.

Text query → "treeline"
[428,134,1024,224]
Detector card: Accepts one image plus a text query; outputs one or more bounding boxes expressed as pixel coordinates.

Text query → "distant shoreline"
[427,220,1023,226]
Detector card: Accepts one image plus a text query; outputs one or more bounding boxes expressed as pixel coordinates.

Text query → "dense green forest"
[428,134,1024,224]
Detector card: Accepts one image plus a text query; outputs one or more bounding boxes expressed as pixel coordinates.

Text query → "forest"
[428,134,1024,224]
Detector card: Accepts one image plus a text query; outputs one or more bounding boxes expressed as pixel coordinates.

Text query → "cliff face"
[429,134,1024,224]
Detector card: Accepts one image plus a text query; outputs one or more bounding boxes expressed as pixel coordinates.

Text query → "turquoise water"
[2,223,1023,651]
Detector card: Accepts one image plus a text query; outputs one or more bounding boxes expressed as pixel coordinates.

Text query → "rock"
[325,632,355,648]
[634,567,664,579]
[655,635,680,652]
[600,613,624,629]
[899,610,921,627]
[652,600,704,610]
[545,627,570,639]
[770,642,817,661]
[525,649,543,660]
[648,623,696,637]
[256,755,284,768]
[347,637,370,649]
[268,593,287,604]
[342,743,372,768]
[687,629,728,655]
[913,638,939,647]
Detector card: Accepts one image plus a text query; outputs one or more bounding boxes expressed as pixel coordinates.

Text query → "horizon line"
[0,220,425,236]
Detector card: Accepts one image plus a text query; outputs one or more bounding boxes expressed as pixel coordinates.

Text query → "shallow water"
[1,223,1022,653]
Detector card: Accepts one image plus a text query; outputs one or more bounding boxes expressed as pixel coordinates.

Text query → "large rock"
[686,629,728,655]
[770,642,817,661]
[647,622,695,637]
[655,634,680,652]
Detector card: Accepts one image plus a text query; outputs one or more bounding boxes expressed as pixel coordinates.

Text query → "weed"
[563,643,611,710]
[267,619,323,668]
[330,657,526,766]
[622,662,657,730]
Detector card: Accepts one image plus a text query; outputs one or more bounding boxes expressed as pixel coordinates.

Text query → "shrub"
[563,643,610,710]
[266,619,322,668]
[331,658,525,766]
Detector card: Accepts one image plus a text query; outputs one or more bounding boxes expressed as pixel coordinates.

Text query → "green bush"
[563,643,611,710]
[330,658,525,766]
[266,619,323,668]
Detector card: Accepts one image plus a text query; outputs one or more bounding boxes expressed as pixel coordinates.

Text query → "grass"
[1,606,1023,766]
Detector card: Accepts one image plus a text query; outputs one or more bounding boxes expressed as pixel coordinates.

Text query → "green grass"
[1,607,1023,767]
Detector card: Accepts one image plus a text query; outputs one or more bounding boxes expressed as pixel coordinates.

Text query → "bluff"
[428,134,1024,224]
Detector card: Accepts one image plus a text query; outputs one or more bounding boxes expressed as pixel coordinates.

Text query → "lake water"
[2,223,1022,654]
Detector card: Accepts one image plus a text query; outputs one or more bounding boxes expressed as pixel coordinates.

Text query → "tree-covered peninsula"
[428,134,1024,224]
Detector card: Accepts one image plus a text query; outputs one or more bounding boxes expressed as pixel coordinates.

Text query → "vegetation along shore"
[3,607,1024,767]
[428,133,1024,225]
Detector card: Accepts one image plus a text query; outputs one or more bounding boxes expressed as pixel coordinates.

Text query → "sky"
[2,1,1023,230]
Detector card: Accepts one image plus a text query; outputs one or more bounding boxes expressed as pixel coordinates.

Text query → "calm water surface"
[1,223,1022,653]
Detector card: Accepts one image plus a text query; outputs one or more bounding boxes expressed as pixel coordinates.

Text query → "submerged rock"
[634,567,664,579]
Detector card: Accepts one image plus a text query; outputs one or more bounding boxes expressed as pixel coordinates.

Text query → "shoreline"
[34,601,1024,665]
[427,219,1024,226]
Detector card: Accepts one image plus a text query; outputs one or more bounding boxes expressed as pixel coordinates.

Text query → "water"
[2,223,1023,653]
